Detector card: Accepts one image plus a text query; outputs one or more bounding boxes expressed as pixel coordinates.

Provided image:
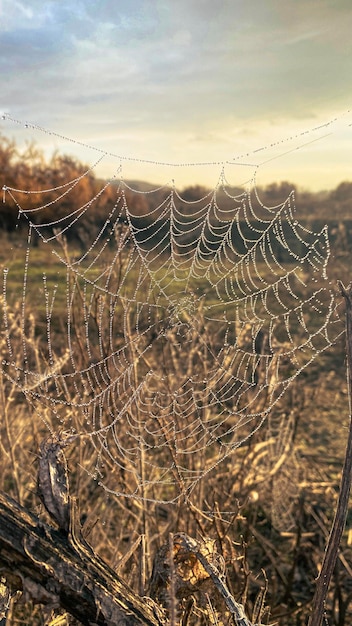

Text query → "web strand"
[0,118,345,505]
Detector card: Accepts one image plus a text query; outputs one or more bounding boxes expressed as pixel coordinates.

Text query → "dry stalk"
[308,281,352,626]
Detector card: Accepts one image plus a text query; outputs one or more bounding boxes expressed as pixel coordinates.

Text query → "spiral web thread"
[0,118,345,506]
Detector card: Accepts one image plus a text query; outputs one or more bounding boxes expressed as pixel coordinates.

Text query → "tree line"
[0,132,351,247]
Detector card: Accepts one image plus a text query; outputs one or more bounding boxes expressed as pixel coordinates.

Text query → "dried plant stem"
[0,372,21,503]
[126,311,149,589]
[168,533,177,626]
[308,281,352,626]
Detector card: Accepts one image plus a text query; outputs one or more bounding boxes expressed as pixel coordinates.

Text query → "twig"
[308,281,352,626]
[168,533,177,626]
[178,533,257,626]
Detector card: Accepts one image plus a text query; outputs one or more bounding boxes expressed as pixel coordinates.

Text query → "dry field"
[0,227,351,626]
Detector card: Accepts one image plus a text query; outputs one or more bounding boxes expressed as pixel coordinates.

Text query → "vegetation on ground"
[0,134,352,625]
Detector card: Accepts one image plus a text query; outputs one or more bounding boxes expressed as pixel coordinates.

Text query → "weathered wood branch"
[176,534,257,626]
[0,490,164,626]
[150,533,258,626]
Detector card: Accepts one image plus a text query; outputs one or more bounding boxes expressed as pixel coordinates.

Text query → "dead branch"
[150,533,259,626]
[0,490,164,626]
[308,281,352,626]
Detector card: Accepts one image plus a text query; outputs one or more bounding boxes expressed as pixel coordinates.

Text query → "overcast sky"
[1,0,352,190]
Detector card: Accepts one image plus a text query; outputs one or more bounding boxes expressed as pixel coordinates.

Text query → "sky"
[0,0,352,191]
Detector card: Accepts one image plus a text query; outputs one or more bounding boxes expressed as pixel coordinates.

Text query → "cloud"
[1,0,351,189]
[1,0,45,31]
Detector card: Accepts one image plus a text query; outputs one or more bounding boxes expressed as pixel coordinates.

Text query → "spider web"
[0,115,345,505]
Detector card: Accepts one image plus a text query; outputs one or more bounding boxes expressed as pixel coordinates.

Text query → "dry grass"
[0,231,351,626]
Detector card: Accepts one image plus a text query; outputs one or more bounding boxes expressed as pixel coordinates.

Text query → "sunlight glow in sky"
[1,0,352,190]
